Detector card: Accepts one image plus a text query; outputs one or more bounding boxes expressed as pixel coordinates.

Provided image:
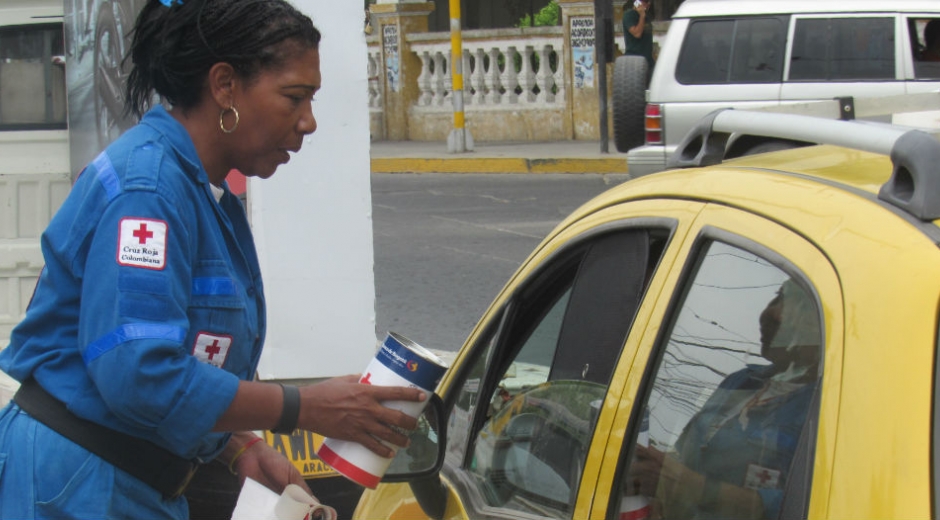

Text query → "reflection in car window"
[446,318,500,467]
[790,17,894,81]
[456,229,668,518]
[676,18,786,85]
[619,241,822,520]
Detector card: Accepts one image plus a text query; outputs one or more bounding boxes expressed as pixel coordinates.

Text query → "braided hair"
[124,0,321,118]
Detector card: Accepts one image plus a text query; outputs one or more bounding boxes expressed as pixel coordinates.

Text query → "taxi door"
[587,203,843,520]
[354,199,705,519]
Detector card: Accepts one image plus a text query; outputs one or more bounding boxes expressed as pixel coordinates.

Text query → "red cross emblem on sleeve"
[117,217,168,270]
[192,332,233,368]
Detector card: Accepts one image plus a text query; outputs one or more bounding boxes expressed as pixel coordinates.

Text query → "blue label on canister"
[376,333,447,390]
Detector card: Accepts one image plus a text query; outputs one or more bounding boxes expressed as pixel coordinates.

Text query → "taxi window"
[615,240,822,520]
[451,227,668,518]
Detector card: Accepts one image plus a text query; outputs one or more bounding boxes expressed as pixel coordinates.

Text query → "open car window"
[445,226,670,519]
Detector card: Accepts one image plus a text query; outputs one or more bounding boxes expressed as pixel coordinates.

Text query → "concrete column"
[370,1,435,141]
[557,0,627,140]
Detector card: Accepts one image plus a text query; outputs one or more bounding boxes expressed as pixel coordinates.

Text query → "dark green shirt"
[622,9,653,67]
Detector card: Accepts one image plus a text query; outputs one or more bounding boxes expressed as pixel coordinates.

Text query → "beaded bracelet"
[228,437,264,475]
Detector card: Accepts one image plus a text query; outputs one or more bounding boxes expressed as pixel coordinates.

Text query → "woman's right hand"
[298,375,426,457]
[630,444,666,496]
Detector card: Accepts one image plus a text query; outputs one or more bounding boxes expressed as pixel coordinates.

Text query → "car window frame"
[585,205,844,520]
[438,217,680,520]
[934,312,940,518]
[609,227,825,520]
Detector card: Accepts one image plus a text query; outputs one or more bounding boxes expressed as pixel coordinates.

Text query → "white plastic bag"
[231,478,337,520]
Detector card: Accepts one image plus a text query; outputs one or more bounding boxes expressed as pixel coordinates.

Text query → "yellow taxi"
[354,110,940,520]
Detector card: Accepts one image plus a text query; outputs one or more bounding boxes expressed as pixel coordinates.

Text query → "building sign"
[383,24,400,93]
[264,430,340,479]
[570,16,595,88]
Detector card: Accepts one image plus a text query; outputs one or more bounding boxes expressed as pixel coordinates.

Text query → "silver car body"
[627,0,940,176]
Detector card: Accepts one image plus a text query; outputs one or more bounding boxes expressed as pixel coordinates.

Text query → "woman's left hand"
[227,433,312,495]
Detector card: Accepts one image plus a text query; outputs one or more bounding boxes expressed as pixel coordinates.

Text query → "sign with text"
[264,430,339,479]
[383,24,400,93]
[570,16,596,88]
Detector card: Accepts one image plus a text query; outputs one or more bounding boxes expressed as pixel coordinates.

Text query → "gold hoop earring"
[220,106,240,134]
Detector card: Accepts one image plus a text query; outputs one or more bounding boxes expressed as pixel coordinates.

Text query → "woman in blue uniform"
[0,0,424,518]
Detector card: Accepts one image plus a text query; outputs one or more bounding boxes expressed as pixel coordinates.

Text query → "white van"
[616,0,940,176]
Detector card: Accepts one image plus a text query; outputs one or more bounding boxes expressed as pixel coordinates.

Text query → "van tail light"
[645,104,663,145]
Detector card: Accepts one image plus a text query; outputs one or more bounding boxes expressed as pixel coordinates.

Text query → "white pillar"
[251,0,377,380]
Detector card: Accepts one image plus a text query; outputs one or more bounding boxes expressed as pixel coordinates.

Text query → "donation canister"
[316,332,447,488]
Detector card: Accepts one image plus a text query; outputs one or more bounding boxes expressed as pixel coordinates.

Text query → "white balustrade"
[367,43,383,111]
[408,27,564,111]
[432,51,448,106]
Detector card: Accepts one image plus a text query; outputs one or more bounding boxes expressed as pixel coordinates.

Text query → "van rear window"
[676,17,787,85]
[0,23,66,130]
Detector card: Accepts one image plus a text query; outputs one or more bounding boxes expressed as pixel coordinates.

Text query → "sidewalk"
[370,140,629,174]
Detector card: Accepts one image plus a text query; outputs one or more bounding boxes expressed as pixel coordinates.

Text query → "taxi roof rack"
[669,108,940,221]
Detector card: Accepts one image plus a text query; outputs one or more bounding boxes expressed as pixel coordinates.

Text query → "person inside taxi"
[629,279,821,519]
[0,1,424,518]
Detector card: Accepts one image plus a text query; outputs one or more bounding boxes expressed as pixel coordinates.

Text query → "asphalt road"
[371,172,632,354]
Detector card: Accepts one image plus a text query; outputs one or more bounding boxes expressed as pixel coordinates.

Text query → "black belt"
[13,377,200,499]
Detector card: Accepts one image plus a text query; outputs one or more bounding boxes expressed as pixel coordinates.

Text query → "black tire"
[612,55,649,153]
[742,140,798,157]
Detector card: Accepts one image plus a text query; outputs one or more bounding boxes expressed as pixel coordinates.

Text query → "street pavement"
[372,172,631,356]
[370,139,630,174]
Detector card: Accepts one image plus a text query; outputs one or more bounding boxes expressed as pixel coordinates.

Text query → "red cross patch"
[192,332,233,368]
[117,218,167,270]
[744,463,781,490]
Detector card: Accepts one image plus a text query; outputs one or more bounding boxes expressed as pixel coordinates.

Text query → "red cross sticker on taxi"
[192,332,233,368]
[117,217,167,270]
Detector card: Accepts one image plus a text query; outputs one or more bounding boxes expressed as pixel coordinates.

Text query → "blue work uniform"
[0,105,266,519]
[673,365,816,519]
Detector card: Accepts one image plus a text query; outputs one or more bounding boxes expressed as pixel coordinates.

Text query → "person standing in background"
[623,0,655,74]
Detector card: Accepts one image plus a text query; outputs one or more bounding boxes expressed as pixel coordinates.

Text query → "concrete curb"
[371,156,629,174]
[370,140,630,174]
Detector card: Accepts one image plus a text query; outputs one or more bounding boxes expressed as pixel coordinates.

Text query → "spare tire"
[612,55,649,153]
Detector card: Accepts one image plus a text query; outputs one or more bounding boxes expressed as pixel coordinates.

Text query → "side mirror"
[381,393,448,519]
[383,392,445,479]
